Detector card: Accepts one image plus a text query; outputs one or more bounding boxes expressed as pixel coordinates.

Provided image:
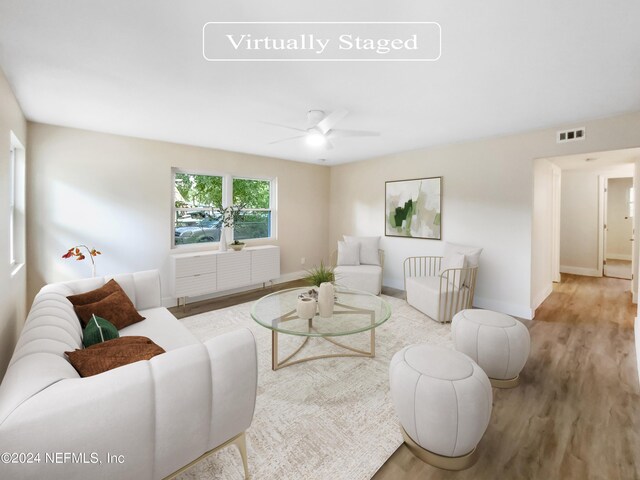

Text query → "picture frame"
[385,176,442,239]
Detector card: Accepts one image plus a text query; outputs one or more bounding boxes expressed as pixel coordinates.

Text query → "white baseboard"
[635,317,640,386]
[162,270,307,307]
[384,277,405,291]
[277,270,308,283]
[560,265,602,277]
[531,284,553,313]
[472,296,534,320]
[606,254,632,261]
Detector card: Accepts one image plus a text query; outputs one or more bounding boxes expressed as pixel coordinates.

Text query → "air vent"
[557,127,585,143]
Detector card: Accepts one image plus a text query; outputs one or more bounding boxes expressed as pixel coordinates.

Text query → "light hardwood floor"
[373,274,640,479]
[171,275,639,479]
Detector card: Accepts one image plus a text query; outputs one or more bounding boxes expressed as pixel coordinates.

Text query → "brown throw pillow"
[67,279,122,306]
[66,336,165,377]
[74,290,145,329]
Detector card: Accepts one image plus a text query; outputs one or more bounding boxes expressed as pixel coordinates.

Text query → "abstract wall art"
[385,177,441,239]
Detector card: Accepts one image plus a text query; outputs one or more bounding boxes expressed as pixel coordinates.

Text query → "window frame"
[231,175,277,243]
[8,143,16,266]
[8,131,25,273]
[171,168,277,249]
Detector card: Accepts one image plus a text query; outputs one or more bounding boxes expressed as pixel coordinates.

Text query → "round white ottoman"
[452,309,530,388]
[389,345,492,470]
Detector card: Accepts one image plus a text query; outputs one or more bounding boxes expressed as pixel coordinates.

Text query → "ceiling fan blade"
[329,129,380,138]
[260,121,308,133]
[317,109,349,134]
[268,135,307,145]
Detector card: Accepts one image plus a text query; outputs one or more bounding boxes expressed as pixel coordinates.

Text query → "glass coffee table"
[251,286,392,370]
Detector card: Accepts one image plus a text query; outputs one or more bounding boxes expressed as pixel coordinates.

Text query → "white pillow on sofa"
[337,241,360,266]
[344,235,381,266]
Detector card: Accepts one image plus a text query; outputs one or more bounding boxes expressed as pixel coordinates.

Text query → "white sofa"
[0,270,257,480]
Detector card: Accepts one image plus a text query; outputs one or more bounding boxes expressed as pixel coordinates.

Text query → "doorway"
[603,176,634,279]
[553,154,635,283]
[532,147,640,312]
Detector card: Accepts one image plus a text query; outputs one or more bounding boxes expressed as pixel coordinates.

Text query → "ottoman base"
[490,375,520,389]
[401,427,478,471]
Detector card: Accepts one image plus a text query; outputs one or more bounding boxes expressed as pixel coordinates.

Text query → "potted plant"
[304,261,335,287]
[230,239,245,251]
[304,261,337,317]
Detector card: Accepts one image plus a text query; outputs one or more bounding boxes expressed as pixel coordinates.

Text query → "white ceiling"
[0,1,639,165]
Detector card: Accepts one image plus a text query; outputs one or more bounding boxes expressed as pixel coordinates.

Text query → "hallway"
[536,273,635,328]
[604,259,633,280]
[374,273,639,479]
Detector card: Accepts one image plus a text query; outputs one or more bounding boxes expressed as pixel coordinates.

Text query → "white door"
[598,176,608,276]
[603,179,608,276]
[602,176,634,280]
[551,166,561,282]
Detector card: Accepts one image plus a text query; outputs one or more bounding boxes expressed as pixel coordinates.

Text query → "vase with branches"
[214,203,245,251]
[62,245,102,277]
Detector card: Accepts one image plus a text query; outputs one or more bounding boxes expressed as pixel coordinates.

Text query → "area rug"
[177,295,452,480]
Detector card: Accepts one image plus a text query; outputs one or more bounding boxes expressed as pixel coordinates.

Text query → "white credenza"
[170,245,280,303]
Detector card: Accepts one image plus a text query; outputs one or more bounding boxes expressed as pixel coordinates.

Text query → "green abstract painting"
[385,177,441,239]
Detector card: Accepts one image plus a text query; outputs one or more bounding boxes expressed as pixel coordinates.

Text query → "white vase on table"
[219,227,228,252]
[318,282,335,318]
[296,297,317,320]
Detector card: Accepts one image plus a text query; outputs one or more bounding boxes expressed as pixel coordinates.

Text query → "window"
[172,170,275,247]
[8,144,16,265]
[8,131,24,270]
[233,177,273,241]
[174,173,223,245]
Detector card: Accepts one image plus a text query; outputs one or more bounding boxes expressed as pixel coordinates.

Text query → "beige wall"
[532,158,560,309]
[606,177,633,259]
[560,170,602,274]
[0,69,27,378]
[27,123,330,304]
[18,110,640,324]
[560,165,633,276]
[330,111,640,319]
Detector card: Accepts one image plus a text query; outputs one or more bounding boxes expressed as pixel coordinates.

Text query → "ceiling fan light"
[306,132,326,147]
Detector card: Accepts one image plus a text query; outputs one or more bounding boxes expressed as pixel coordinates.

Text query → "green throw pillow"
[82,314,119,348]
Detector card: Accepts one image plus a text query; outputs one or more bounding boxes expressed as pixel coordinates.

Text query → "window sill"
[10,262,25,277]
[172,237,276,250]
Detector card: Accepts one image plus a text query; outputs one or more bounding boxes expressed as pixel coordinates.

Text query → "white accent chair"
[0,270,257,480]
[404,256,478,323]
[331,249,384,295]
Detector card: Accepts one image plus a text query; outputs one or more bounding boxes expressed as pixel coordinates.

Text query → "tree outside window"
[173,171,274,246]
[233,178,272,241]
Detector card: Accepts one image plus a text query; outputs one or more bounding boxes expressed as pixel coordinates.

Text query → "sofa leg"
[234,431,250,479]
[163,431,250,479]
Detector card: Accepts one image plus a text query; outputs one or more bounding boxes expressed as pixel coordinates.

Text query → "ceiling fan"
[265,109,379,149]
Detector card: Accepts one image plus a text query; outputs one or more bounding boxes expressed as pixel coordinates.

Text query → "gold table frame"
[270,302,378,371]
